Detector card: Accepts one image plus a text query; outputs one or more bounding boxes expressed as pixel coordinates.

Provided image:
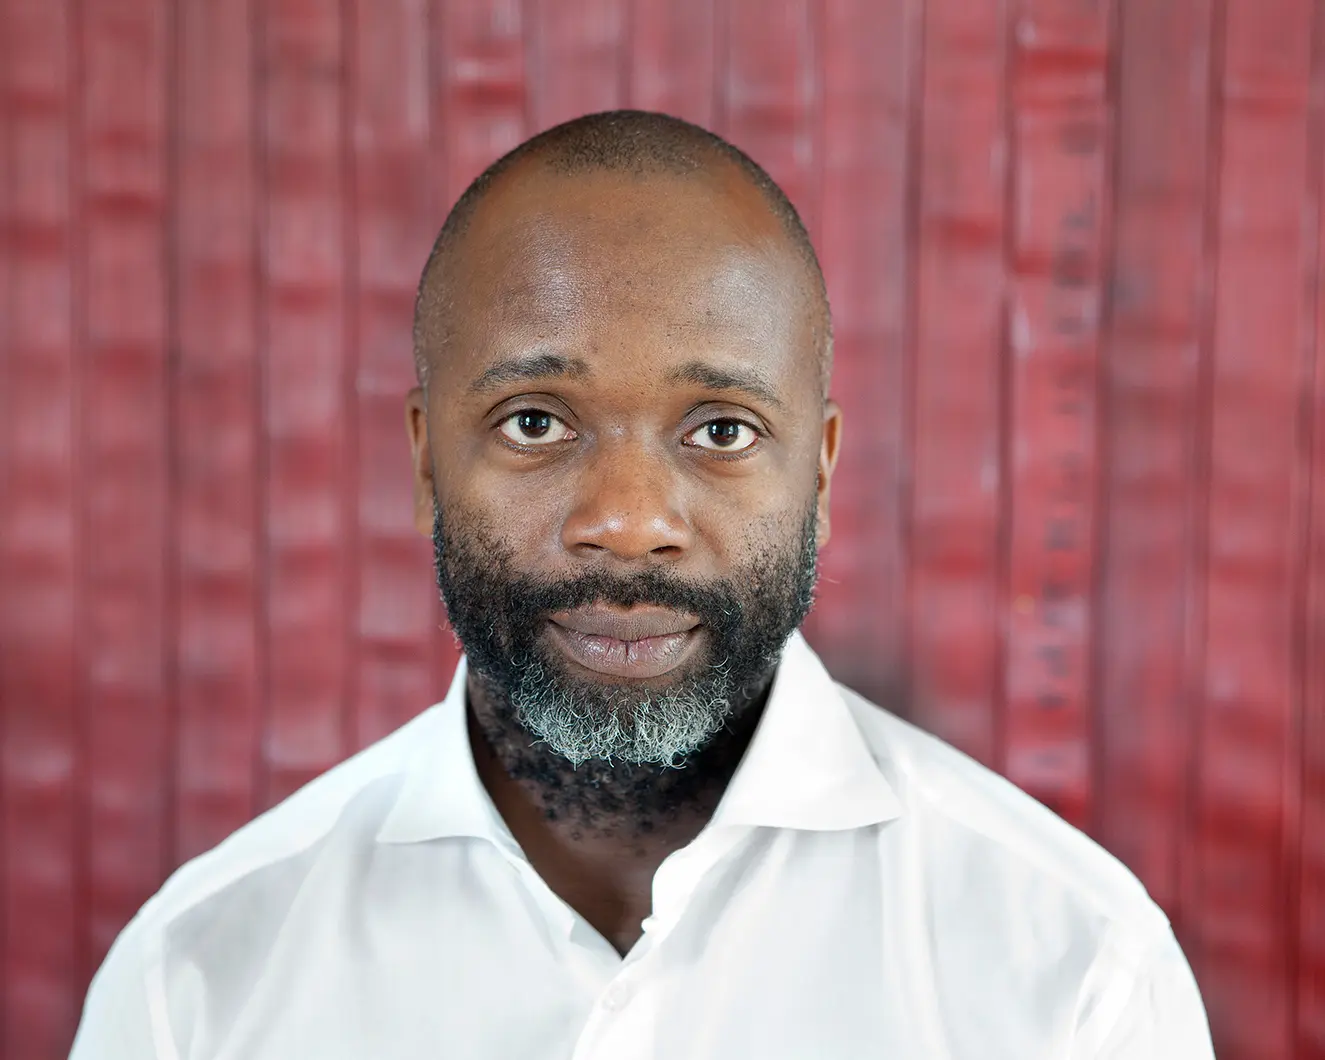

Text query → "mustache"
[467,565,745,628]
[432,521,743,631]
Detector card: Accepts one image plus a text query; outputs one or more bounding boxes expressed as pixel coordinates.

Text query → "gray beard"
[502,649,754,768]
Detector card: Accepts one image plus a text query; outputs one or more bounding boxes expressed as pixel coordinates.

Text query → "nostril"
[560,473,693,560]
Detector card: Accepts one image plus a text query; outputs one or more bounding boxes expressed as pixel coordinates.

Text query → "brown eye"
[497,410,575,446]
[685,419,759,453]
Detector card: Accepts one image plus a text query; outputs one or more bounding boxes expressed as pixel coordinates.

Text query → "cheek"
[434,464,564,560]
[705,504,808,573]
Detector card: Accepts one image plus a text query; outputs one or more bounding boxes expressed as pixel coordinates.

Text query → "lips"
[545,605,702,680]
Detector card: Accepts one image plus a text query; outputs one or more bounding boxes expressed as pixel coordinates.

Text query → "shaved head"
[413,109,832,395]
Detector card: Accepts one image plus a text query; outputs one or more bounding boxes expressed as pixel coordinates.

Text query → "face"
[407,162,842,766]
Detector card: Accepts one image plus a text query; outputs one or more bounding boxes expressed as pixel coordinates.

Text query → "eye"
[497,409,576,446]
[685,418,760,453]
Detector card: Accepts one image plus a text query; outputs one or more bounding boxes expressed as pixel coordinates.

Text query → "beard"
[432,501,819,769]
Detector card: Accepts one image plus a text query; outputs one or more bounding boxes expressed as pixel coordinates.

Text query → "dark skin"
[406,158,842,954]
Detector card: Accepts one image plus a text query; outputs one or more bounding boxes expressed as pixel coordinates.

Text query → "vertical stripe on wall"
[78,0,172,976]
[1300,86,1325,1044]
[627,0,718,123]
[258,0,353,808]
[908,0,1010,768]
[1000,0,1111,831]
[1301,13,1325,1034]
[806,0,921,711]
[1,3,82,1056]
[173,0,263,866]
[1096,0,1213,924]
[721,0,822,238]
[348,0,437,749]
[527,0,628,126]
[430,0,529,214]
[1187,1,1314,1052]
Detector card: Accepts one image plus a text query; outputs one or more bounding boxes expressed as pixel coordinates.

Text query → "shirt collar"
[709,631,902,831]
[376,630,901,846]
[376,655,519,848]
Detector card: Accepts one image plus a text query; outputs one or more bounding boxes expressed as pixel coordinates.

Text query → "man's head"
[406,110,841,769]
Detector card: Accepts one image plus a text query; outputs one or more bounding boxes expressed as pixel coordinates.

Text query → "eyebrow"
[666,360,787,412]
[467,352,787,412]
[468,352,592,394]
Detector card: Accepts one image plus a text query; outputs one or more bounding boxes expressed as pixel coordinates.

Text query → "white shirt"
[70,633,1213,1059]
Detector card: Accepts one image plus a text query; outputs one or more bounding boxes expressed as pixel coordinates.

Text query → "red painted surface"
[1,1,1322,1057]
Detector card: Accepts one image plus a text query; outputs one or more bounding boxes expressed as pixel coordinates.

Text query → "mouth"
[545,605,703,680]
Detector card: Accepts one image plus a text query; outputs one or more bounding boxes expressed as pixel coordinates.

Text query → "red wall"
[2,1,1322,1056]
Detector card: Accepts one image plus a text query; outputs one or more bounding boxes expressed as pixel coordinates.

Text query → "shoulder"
[831,684,1210,1049]
[83,707,437,990]
[158,708,433,920]
[71,707,439,1056]
[837,683,1171,956]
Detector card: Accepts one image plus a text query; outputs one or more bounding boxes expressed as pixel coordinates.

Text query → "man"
[70,111,1213,1058]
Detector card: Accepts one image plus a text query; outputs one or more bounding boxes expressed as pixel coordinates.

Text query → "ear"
[816,399,843,546]
[405,387,435,538]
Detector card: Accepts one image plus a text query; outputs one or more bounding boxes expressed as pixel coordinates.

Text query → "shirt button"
[600,983,633,1012]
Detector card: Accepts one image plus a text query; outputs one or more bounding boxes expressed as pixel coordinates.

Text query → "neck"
[465,675,772,955]
[465,673,770,842]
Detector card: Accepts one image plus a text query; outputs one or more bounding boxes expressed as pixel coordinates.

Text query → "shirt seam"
[1067,921,1158,1053]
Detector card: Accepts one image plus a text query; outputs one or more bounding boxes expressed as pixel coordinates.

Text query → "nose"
[561,442,693,563]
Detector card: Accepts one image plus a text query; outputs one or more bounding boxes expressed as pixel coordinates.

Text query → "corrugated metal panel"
[1,6,83,1057]
[173,0,263,867]
[1001,0,1110,829]
[1303,201,1325,1052]
[348,0,438,750]
[1190,3,1315,1053]
[257,0,355,807]
[811,0,918,706]
[1,1,1322,1056]
[907,0,1009,770]
[78,0,173,978]
[1095,0,1211,932]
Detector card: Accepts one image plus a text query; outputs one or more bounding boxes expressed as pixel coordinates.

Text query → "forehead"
[424,164,820,395]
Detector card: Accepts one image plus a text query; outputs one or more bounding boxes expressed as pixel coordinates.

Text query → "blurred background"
[1,0,1322,1056]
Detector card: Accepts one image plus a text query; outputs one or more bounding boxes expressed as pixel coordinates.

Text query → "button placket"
[599,980,633,1013]
[570,970,649,1060]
